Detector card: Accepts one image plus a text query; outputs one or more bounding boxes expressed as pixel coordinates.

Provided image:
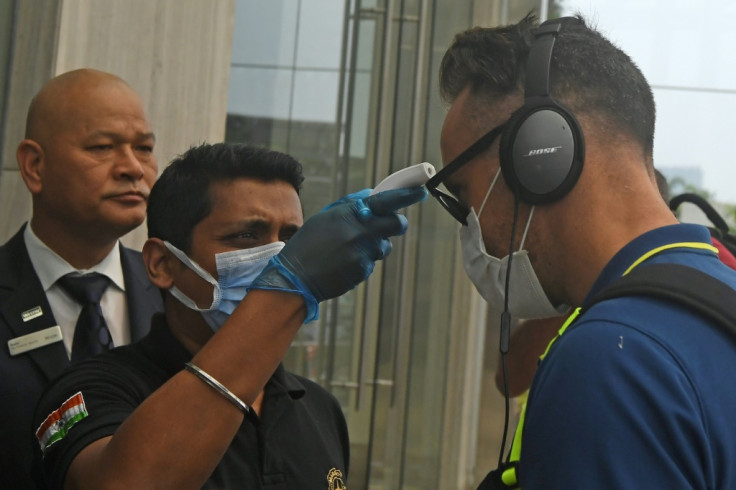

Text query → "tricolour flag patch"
[36,392,88,455]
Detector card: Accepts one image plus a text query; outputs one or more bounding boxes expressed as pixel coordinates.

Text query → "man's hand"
[250,186,428,321]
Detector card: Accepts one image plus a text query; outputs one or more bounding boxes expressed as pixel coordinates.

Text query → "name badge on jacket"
[8,326,63,356]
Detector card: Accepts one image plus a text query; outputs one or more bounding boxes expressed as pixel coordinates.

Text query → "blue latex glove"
[321,188,372,210]
[249,186,428,322]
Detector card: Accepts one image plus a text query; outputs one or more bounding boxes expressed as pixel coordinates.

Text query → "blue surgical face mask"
[164,241,285,331]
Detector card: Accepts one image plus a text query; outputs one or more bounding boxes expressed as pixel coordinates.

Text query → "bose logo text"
[524,146,562,157]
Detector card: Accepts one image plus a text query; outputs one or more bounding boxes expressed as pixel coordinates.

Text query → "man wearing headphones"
[427,15,736,489]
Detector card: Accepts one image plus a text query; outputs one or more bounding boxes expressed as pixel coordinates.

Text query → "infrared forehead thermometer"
[370,162,436,195]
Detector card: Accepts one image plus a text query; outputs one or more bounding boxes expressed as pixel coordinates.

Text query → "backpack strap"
[669,193,731,234]
[585,263,736,341]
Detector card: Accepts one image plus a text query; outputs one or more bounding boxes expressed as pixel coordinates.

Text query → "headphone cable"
[498,196,521,469]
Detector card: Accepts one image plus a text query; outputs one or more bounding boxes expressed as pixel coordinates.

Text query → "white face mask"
[164,241,285,331]
[459,169,568,319]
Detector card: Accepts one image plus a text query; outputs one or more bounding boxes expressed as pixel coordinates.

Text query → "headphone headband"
[499,17,585,205]
[525,21,562,98]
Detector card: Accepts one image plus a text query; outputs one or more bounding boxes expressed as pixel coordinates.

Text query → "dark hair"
[147,142,304,252]
[439,14,656,158]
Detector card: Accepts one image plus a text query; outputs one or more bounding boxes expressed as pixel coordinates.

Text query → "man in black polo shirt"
[33,142,426,489]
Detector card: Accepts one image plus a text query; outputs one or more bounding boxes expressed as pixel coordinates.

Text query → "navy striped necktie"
[57,273,114,361]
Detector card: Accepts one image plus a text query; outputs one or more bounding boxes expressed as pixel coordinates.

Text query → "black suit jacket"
[0,225,164,489]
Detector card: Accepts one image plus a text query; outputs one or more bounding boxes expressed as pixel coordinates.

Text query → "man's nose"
[114,146,146,180]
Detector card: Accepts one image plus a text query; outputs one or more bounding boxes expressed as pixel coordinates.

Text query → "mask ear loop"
[164,241,222,309]
[477,168,502,219]
[518,206,535,251]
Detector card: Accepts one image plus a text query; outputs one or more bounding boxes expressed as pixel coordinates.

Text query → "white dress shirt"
[24,224,131,358]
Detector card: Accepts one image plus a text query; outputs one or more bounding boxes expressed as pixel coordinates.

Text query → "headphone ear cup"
[500,99,584,205]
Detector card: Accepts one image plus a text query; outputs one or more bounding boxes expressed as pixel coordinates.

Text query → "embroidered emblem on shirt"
[36,392,88,455]
[327,467,347,489]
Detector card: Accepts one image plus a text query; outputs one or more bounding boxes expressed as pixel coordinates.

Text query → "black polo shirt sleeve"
[32,315,179,489]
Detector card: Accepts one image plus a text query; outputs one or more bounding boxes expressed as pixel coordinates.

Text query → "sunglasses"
[426,123,506,225]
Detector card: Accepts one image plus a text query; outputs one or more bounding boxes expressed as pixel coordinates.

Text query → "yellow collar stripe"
[622,242,717,276]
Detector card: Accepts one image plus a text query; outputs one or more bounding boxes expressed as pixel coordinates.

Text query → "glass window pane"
[232,0,299,67]
[291,70,340,122]
[228,66,293,119]
[296,0,346,69]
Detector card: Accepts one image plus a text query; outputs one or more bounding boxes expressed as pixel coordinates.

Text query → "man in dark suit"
[0,68,163,489]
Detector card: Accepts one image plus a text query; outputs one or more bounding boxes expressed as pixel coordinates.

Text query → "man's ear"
[142,238,175,289]
[17,139,45,194]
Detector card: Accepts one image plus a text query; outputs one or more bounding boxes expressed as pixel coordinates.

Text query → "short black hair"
[147,142,304,252]
[439,14,656,159]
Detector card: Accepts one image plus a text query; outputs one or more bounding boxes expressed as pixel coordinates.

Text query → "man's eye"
[229,232,258,242]
[88,144,113,152]
[281,232,297,242]
[136,145,154,154]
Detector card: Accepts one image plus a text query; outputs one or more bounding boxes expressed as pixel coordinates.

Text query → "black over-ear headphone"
[499,17,585,205]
